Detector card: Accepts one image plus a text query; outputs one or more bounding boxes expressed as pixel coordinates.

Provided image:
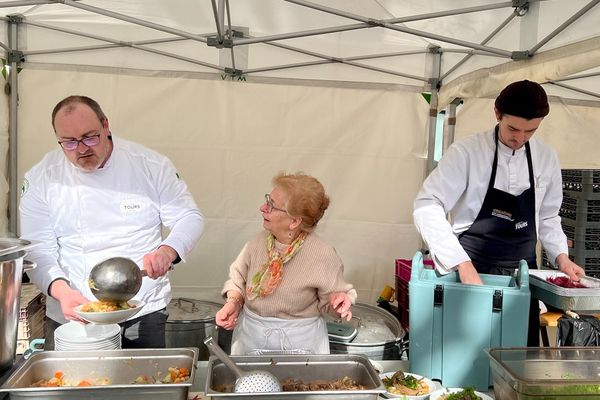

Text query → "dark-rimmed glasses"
[264,194,287,213]
[58,134,101,151]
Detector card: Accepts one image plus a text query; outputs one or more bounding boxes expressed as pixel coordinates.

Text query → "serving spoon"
[87,257,151,302]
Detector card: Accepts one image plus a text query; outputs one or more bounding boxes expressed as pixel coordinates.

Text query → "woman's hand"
[215,295,243,330]
[329,292,352,321]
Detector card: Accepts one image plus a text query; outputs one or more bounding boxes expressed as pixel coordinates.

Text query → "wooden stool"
[539,311,563,347]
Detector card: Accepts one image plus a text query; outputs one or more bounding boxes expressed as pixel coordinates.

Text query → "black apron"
[458,127,540,346]
[458,127,537,273]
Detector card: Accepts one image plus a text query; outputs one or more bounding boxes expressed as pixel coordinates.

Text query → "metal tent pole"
[443,99,463,153]
[426,46,442,176]
[7,14,22,235]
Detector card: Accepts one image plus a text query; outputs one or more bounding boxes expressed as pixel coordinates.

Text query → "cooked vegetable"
[440,387,481,400]
[382,371,430,396]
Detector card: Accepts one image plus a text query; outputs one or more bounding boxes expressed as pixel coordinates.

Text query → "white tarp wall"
[453,97,600,169]
[15,65,428,302]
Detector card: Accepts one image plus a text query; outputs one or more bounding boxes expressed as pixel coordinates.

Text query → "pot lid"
[0,238,35,261]
[326,302,405,345]
[167,297,223,323]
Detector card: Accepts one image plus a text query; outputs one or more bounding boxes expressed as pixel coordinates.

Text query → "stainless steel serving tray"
[206,353,385,399]
[529,270,600,313]
[0,348,198,400]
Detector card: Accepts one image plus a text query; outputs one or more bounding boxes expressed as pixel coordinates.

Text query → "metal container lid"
[166,297,223,323]
[0,238,34,262]
[327,302,405,345]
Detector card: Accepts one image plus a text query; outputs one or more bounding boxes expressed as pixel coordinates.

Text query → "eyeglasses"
[58,134,101,151]
[264,194,287,213]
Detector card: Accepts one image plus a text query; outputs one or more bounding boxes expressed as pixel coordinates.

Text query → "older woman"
[215,172,356,355]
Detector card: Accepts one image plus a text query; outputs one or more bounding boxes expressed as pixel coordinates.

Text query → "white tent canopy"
[1,0,599,303]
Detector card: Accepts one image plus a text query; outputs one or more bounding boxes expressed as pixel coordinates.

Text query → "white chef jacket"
[413,127,567,274]
[19,136,204,323]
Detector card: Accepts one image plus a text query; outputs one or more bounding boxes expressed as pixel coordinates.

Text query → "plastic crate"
[562,221,600,251]
[395,258,434,330]
[569,248,600,278]
[409,251,530,391]
[397,304,409,332]
[395,258,434,283]
[562,169,600,194]
[559,194,600,223]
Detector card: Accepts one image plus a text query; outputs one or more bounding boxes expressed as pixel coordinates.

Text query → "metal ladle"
[88,257,146,302]
[204,336,281,393]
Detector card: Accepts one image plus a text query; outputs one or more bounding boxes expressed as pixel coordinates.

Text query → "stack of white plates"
[55,321,121,351]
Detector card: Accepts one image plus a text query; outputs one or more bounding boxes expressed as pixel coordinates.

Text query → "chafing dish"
[0,348,198,399]
[206,353,385,399]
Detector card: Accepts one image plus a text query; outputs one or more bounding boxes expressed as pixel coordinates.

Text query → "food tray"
[487,347,600,399]
[206,353,385,399]
[529,270,600,312]
[0,348,198,399]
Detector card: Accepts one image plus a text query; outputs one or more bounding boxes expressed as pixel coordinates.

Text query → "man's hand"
[457,261,483,285]
[556,254,585,281]
[143,245,178,279]
[49,279,89,322]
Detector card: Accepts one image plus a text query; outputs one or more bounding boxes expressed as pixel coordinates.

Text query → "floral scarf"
[246,231,307,300]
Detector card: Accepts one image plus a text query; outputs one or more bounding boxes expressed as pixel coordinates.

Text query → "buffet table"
[189,359,496,399]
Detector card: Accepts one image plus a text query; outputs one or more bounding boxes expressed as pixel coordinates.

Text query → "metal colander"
[204,336,281,393]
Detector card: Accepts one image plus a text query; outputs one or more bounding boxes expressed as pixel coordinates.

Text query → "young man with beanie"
[413,80,584,346]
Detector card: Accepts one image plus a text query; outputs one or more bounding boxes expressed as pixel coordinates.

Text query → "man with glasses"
[19,95,204,349]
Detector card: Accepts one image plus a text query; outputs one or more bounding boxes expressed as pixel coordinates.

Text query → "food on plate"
[439,387,481,400]
[281,376,365,391]
[29,367,190,388]
[546,276,587,288]
[381,370,431,396]
[80,300,135,312]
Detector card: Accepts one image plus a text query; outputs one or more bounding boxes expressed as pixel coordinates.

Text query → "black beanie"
[494,80,549,119]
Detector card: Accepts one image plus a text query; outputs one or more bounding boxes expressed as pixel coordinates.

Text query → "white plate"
[429,387,493,400]
[379,372,436,399]
[55,321,121,342]
[74,300,144,324]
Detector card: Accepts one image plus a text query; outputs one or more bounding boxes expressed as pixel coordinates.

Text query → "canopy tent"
[1,0,599,303]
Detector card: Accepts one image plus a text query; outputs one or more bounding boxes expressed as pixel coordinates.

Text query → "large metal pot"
[165,297,225,360]
[0,238,35,373]
[327,303,406,360]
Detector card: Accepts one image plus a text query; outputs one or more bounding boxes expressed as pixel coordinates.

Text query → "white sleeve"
[18,172,68,296]
[536,148,569,266]
[155,157,205,261]
[413,143,472,273]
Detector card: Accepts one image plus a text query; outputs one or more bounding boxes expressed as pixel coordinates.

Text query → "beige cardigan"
[222,231,357,319]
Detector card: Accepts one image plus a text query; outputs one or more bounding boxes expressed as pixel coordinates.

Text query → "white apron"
[231,307,330,355]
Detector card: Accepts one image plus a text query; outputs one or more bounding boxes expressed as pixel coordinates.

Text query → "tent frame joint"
[366,18,384,27]
[511,50,530,60]
[7,50,24,64]
[512,0,529,9]
[223,67,243,76]
[207,36,233,49]
[7,13,23,24]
